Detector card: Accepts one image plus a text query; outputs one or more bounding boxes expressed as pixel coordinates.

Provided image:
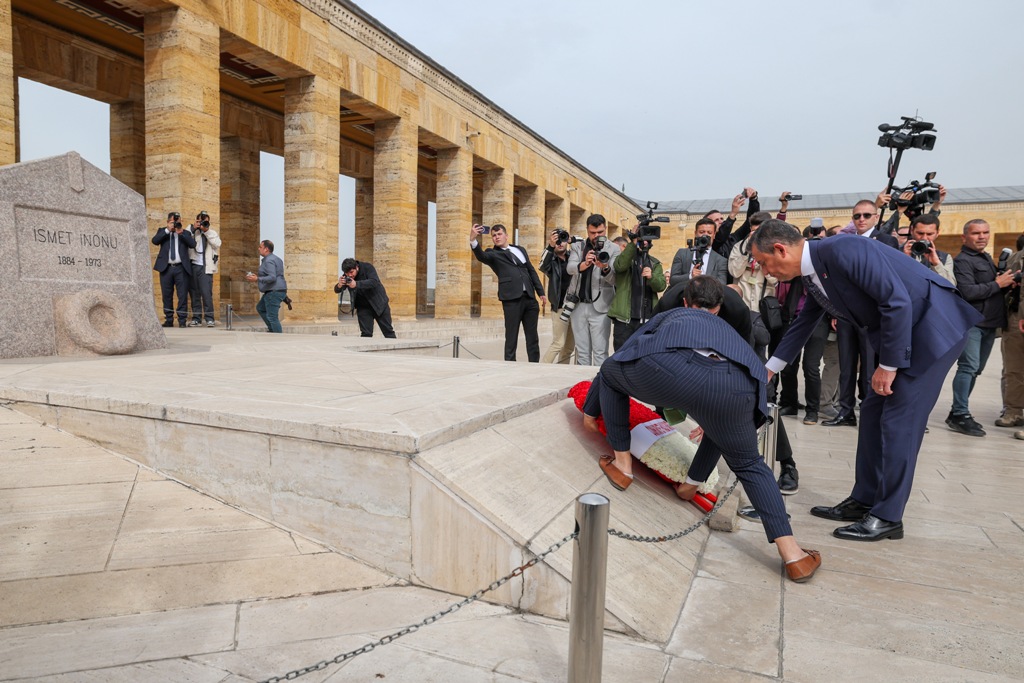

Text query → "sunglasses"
[852,213,876,220]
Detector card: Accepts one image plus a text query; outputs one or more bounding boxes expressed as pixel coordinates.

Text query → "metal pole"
[453,335,460,358]
[226,304,233,331]
[763,402,779,473]
[568,492,610,683]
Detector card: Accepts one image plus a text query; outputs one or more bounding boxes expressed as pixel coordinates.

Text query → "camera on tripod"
[878,116,937,151]
[628,201,669,243]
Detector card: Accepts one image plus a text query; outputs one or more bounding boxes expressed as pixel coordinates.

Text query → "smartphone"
[479,225,491,234]
[740,189,748,199]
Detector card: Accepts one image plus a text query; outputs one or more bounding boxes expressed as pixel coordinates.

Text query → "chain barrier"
[260,529,578,683]
[607,478,739,542]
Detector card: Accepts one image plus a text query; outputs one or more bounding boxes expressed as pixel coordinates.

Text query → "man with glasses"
[823,201,898,427]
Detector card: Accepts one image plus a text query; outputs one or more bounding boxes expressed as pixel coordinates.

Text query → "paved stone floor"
[1,326,1022,682]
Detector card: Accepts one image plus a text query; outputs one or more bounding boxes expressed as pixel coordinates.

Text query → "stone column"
[0,0,15,167]
[373,117,418,318]
[354,177,374,263]
[144,7,221,310]
[481,169,514,319]
[284,76,340,320]
[517,185,545,262]
[434,146,472,318]
[220,135,261,313]
[546,195,571,236]
[416,176,431,315]
[110,100,146,195]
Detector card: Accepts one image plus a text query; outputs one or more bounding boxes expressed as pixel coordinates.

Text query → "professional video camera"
[878,116,937,151]
[629,201,670,242]
[889,172,941,216]
[807,217,825,239]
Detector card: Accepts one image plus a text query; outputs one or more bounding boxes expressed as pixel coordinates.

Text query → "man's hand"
[778,191,791,212]
[539,295,548,306]
[688,426,704,442]
[996,270,1019,288]
[1019,317,1024,335]
[871,367,897,396]
[730,193,746,217]
[470,224,484,241]
[581,250,597,270]
[245,272,257,283]
[935,184,947,208]
[641,266,653,279]
[876,190,891,208]
[690,263,702,278]
[766,368,775,382]
[547,231,558,248]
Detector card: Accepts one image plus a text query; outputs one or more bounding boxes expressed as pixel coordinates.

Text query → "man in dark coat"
[335,257,396,338]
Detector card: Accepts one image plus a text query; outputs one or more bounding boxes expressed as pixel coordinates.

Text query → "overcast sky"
[16,0,1024,263]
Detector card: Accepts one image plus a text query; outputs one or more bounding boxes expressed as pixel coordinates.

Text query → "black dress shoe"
[162,321,174,328]
[833,514,904,541]
[778,405,799,417]
[821,414,856,427]
[810,496,871,521]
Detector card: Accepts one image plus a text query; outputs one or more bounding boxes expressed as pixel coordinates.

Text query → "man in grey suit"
[670,217,729,287]
[566,214,620,365]
[582,276,821,582]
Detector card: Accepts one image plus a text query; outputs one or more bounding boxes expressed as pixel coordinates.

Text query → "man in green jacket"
[609,235,666,350]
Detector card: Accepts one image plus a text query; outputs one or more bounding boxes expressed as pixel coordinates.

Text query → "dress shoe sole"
[809,507,869,522]
[832,527,904,541]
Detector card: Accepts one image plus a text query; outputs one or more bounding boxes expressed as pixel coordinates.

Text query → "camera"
[807,217,825,239]
[890,172,941,215]
[594,235,611,264]
[173,221,183,231]
[199,219,210,229]
[629,201,669,242]
[341,275,354,285]
[554,229,572,247]
[559,292,580,322]
[910,239,933,257]
[782,193,802,202]
[878,116,937,151]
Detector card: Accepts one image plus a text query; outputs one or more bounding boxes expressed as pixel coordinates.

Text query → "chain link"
[607,478,739,543]
[260,529,578,683]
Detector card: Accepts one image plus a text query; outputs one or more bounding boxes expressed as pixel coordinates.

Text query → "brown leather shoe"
[785,549,821,583]
[599,456,633,491]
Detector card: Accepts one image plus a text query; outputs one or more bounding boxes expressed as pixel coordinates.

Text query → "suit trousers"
[501,294,540,362]
[782,316,829,412]
[189,269,214,323]
[836,320,875,417]
[571,302,612,366]
[852,334,969,522]
[542,308,575,364]
[584,350,792,542]
[159,264,190,324]
[356,304,396,338]
[820,334,840,416]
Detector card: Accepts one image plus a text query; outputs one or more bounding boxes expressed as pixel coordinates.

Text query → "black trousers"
[583,350,792,542]
[356,304,396,338]
[501,294,540,362]
[612,318,645,351]
[159,264,190,323]
[837,320,875,417]
[780,316,829,412]
[189,269,214,322]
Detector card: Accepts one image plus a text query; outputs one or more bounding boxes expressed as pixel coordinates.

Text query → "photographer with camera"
[470,223,546,362]
[538,229,575,363]
[709,187,760,262]
[670,218,727,287]
[566,214,620,366]
[186,211,221,327]
[334,257,396,338]
[608,230,666,350]
[901,214,955,285]
[946,220,1020,436]
[152,211,196,328]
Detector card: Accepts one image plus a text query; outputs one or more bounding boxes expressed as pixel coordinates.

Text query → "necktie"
[802,275,844,320]
[170,233,178,262]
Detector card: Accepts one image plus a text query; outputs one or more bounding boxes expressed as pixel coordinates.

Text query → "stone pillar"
[481,169,514,319]
[354,177,374,263]
[110,100,146,195]
[373,117,418,318]
[284,76,340,320]
[546,196,571,236]
[144,7,221,310]
[0,0,14,167]
[434,146,472,318]
[220,135,261,313]
[518,185,545,262]
[416,176,430,315]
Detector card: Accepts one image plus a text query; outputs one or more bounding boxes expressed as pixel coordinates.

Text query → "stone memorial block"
[0,152,166,359]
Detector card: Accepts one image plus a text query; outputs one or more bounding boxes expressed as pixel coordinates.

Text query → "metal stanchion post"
[226,304,233,331]
[568,492,610,683]
[453,335,460,358]
[740,402,781,522]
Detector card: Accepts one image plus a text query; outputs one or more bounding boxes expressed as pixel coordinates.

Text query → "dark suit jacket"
[670,248,728,286]
[152,227,196,275]
[472,243,544,301]
[617,308,769,425]
[334,261,390,316]
[866,228,899,249]
[773,235,982,377]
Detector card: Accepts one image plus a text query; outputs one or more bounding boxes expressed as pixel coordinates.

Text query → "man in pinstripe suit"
[582,277,820,582]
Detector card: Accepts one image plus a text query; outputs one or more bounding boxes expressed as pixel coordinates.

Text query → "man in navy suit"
[751,220,982,541]
[581,277,821,582]
[152,211,196,328]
